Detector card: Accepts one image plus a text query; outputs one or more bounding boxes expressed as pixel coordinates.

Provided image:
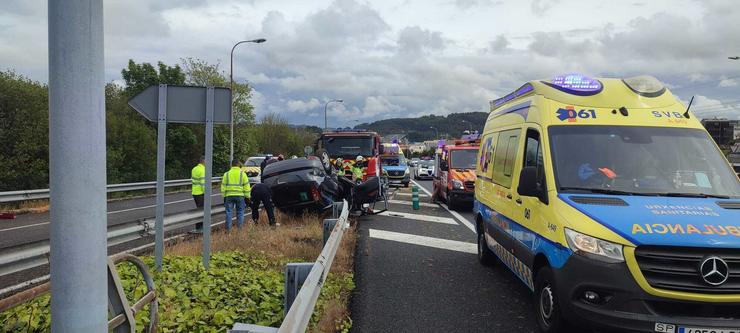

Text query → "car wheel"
[534,266,573,333]
[477,229,495,266]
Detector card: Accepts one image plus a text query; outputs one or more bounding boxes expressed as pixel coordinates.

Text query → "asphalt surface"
[0,191,224,249]
[0,190,227,296]
[350,177,539,333]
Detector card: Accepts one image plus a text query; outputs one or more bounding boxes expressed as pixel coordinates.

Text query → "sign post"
[154,84,168,270]
[129,85,231,269]
[202,87,215,270]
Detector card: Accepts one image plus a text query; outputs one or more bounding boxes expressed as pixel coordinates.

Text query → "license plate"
[678,327,740,333]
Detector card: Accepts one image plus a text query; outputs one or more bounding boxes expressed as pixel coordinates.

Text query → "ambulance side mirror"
[378,145,384,155]
[439,160,448,171]
[518,166,548,204]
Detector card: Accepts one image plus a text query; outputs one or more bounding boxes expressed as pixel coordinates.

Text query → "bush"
[0,251,353,332]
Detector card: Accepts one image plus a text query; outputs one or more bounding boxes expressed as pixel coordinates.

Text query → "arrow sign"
[128,85,232,124]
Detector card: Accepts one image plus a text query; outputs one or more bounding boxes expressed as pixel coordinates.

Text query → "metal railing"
[0,206,225,279]
[0,178,222,203]
[230,200,350,333]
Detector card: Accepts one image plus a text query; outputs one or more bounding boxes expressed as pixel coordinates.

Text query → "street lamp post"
[430,126,439,139]
[324,99,343,130]
[229,38,266,165]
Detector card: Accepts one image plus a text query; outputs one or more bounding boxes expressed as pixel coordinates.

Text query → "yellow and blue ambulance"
[474,74,740,333]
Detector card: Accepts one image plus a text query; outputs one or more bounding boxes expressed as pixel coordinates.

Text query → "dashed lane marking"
[369,229,476,254]
[0,193,223,232]
[378,211,458,225]
[387,200,438,208]
[410,179,476,234]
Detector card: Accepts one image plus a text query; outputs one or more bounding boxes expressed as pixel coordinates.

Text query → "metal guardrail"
[0,206,225,278]
[0,178,222,203]
[230,200,350,333]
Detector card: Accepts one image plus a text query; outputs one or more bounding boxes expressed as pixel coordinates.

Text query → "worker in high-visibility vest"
[221,161,251,231]
[191,156,206,232]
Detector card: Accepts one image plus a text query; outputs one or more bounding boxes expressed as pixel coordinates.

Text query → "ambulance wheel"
[477,229,495,266]
[403,182,409,188]
[534,266,572,333]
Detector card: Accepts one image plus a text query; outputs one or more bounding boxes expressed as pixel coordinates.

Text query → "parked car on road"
[243,156,266,184]
[409,158,420,167]
[414,160,434,180]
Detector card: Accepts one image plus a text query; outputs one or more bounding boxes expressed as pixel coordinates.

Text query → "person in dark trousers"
[249,183,277,226]
[191,156,206,232]
[259,154,272,175]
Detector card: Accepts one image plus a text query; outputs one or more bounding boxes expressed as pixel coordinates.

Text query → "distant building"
[422,140,439,150]
[407,143,426,154]
[701,118,737,145]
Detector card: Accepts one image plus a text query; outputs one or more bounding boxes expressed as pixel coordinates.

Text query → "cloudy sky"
[2,0,739,125]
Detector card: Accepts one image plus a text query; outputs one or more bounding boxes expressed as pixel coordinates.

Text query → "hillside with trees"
[355,112,487,142]
[0,60,317,191]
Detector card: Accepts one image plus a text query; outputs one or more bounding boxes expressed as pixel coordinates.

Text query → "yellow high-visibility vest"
[191,163,206,195]
[221,167,251,198]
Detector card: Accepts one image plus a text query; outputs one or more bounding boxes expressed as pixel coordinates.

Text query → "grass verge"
[0,210,356,333]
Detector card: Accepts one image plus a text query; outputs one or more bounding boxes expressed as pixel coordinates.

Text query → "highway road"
[0,191,223,249]
[0,190,227,296]
[350,178,541,332]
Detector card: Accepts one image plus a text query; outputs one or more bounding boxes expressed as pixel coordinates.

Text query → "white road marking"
[411,180,476,234]
[0,193,222,232]
[395,192,428,197]
[108,193,222,214]
[369,229,476,254]
[0,217,229,297]
[387,200,438,208]
[378,211,458,225]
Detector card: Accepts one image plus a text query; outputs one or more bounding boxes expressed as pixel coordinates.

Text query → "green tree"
[105,83,157,183]
[252,113,297,156]
[120,59,185,97]
[0,70,49,191]
[180,58,258,171]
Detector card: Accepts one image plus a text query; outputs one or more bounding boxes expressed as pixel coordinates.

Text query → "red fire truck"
[316,129,383,181]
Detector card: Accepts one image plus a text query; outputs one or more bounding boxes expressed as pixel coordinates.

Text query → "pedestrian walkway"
[350,184,538,333]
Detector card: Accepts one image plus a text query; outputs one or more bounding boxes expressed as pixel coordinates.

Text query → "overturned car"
[262,152,387,215]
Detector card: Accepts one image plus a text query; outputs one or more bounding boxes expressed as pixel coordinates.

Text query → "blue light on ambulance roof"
[550,74,603,95]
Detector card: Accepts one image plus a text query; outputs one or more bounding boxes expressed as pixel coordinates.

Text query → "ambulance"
[474,74,740,333]
[432,135,480,209]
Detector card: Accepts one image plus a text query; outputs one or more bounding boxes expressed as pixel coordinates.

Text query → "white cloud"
[2,0,740,126]
[690,95,740,120]
[286,98,321,113]
[718,78,737,87]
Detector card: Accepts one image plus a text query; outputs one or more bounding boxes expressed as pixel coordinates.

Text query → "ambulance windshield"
[549,126,740,197]
[450,149,478,170]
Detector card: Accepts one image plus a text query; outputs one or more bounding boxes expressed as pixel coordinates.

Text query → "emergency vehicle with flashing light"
[432,135,480,209]
[475,74,740,333]
[316,129,382,181]
[380,143,410,187]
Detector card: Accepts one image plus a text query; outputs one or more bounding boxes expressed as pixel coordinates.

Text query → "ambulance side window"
[492,129,520,188]
[524,129,546,191]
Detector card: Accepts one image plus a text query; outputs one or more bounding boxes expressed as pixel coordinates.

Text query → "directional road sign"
[128,85,232,124]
